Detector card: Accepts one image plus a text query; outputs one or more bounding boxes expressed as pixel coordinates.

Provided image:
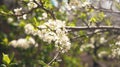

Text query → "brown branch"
[1,0,56,20]
[33,0,56,19]
[47,52,59,65]
[14,8,38,16]
[65,26,120,31]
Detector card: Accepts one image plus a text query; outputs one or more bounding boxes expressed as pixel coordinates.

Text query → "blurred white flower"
[7,17,14,23]
[115,41,120,46]
[17,38,29,49]
[24,24,35,34]
[23,14,27,19]
[80,43,94,52]
[9,37,37,49]
[29,0,33,1]
[100,37,106,44]
[27,1,38,10]
[98,51,108,58]
[28,37,36,45]
[9,40,17,48]
[14,8,22,15]
[43,32,56,43]
[42,13,48,19]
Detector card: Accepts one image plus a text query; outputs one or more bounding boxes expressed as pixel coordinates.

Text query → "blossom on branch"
[24,19,71,53]
[14,8,22,15]
[27,1,38,10]
[38,19,71,53]
[9,37,38,49]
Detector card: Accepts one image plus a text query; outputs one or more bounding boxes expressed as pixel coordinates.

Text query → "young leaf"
[2,53,11,64]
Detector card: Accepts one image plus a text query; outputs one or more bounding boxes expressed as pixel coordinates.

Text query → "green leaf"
[1,38,8,45]
[79,13,87,20]
[19,20,25,27]
[38,60,47,66]
[89,17,97,23]
[2,53,11,64]
[68,22,76,27]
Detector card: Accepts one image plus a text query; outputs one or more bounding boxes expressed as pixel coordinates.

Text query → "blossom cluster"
[9,37,38,49]
[98,51,108,58]
[110,41,120,58]
[27,0,39,10]
[80,43,94,52]
[59,1,91,13]
[13,0,39,19]
[24,19,71,53]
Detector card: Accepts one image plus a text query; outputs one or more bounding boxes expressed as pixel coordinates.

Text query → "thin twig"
[33,0,56,19]
[47,52,59,65]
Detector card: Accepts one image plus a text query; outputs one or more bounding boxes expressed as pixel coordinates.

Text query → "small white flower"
[27,2,38,10]
[9,40,17,48]
[14,8,22,15]
[23,14,27,19]
[24,24,34,34]
[115,41,120,46]
[100,37,106,44]
[80,43,94,52]
[42,13,47,19]
[28,37,36,45]
[17,38,29,49]
[38,16,42,20]
[98,51,108,58]
[7,17,14,23]
[38,25,47,29]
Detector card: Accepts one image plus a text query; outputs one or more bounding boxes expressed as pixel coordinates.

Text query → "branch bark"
[66,26,120,31]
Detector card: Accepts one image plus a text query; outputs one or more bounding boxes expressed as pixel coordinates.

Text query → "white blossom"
[7,17,14,23]
[110,41,120,58]
[37,19,71,53]
[23,14,27,19]
[28,37,36,45]
[42,13,48,19]
[115,41,120,46]
[80,43,94,52]
[9,40,17,48]
[24,24,35,34]
[98,51,108,58]
[9,37,37,49]
[27,1,38,10]
[23,19,71,53]
[100,37,106,44]
[43,32,56,43]
[17,38,29,49]
[14,8,22,15]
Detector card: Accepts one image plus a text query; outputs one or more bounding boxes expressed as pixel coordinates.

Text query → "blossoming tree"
[0,0,120,67]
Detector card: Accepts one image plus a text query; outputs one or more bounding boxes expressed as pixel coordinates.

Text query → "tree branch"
[47,52,59,65]
[66,26,120,31]
[33,0,56,19]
